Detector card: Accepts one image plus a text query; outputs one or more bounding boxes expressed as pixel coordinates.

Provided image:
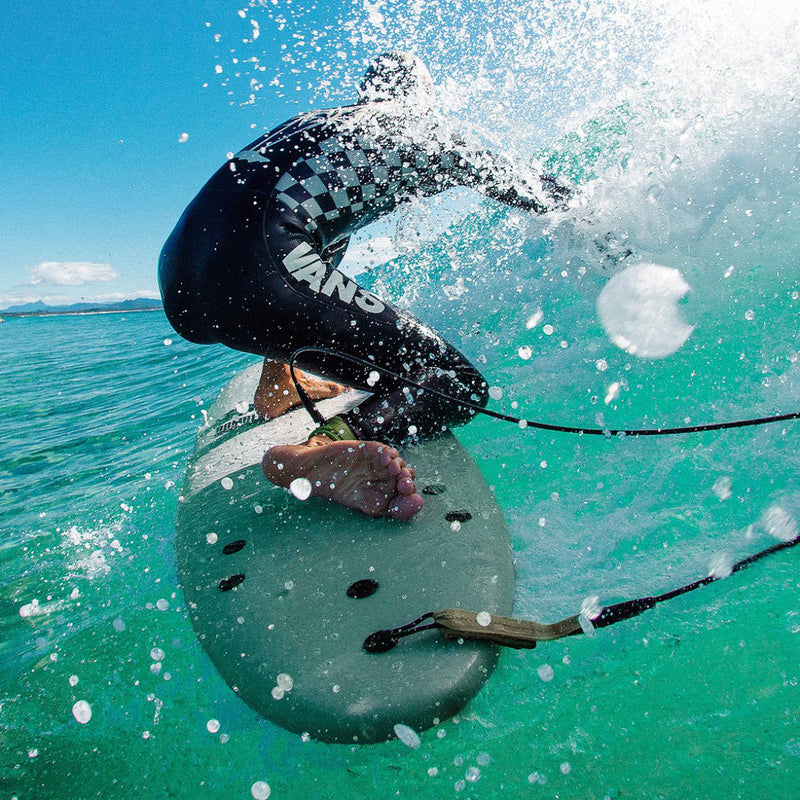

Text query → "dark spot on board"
[445,510,472,523]
[222,539,247,555]
[219,573,246,591]
[422,484,446,495]
[347,578,379,599]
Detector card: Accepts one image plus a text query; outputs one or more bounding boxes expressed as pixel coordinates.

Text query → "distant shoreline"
[0,307,164,320]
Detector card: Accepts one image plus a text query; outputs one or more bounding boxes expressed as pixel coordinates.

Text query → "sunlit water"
[4,0,800,797]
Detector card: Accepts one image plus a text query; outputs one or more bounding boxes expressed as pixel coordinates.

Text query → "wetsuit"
[159,101,566,445]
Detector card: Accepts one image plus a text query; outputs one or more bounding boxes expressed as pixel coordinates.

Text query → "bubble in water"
[72,700,92,724]
[271,686,285,701]
[488,386,503,400]
[178,133,189,143]
[206,719,220,733]
[220,477,234,491]
[251,781,271,800]
[367,369,381,386]
[69,675,79,687]
[150,647,165,662]
[476,611,492,627]
[393,723,421,748]
[744,309,755,321]
[537,664,555,682]
[156,599,169,611]
[289,477,312,500]
[476,752,491,766]
[560,762,572,775]
[517,345,532,360]
[206,532,218,544]
[163,338,173,346]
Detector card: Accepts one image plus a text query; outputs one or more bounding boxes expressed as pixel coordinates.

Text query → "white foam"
[597,263,694,358]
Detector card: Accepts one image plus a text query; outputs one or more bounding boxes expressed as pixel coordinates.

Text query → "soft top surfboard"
[177,363,514,743]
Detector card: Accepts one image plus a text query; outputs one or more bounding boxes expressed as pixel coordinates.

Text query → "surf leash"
[363,531,800,653]
[288,346,800,438]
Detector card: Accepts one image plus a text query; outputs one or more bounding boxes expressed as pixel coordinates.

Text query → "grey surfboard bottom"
[177,365,514,743]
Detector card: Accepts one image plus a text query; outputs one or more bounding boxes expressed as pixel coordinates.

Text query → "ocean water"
[4,1,800,798]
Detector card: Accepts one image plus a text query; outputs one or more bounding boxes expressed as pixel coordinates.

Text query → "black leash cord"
[364,532,800,653]
[289,346,800,437]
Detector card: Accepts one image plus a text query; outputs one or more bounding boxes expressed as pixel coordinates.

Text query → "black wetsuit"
[159,101,564,444]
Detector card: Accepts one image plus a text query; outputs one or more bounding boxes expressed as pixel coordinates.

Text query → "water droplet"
[713,476,732,500]
[276,673,293,691]
[163,338,173,346]
[560,762,572,775]
[271,686,285,700]
[156,599,169,611]
[221,477,234,491]
[394,723,421,748]
[367,370,381,386]
[289,478,312,500]
[178,133,189,143]
[745,309,755,321]
[69,675,79,687]
[206,532,218,544]
[526,310,543,329]
[250,781,271,800]
[537,664,554,682]
[465,766,481,783]
[476,611,492,627]
[72,700,92,724]
[206,719,220,733]
[709,553,733,579]
[150,647,165,662]
[517,345,532,360]
[488,386,503,400]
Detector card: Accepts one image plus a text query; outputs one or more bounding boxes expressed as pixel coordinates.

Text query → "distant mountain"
[1,298,163,316]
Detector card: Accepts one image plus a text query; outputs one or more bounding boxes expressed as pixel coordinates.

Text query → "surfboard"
[176,363,514,744]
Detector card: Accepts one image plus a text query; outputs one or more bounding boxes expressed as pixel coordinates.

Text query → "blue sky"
[0,0,355,308]
[1,0,655,310]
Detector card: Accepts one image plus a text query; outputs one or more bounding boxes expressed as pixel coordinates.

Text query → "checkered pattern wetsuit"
[160,102,560,444]
[232,103,550,252]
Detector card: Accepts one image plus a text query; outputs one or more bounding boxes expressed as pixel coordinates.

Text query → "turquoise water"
[5,1,800,798]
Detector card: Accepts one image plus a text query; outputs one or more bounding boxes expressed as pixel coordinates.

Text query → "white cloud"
[28,261,119,286]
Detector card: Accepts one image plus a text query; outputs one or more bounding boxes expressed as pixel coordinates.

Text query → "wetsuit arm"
[448,145,573,214]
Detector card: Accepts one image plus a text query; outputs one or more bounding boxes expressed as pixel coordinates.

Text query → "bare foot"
[262,437,424,521]
[254,358,346,419]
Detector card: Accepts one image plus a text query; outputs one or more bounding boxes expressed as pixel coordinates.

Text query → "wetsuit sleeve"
[446,145,573,214]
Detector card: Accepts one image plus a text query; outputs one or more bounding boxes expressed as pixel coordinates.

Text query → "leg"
[253,358,346,419]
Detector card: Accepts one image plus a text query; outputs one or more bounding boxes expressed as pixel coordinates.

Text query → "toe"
[388,493,424,521]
